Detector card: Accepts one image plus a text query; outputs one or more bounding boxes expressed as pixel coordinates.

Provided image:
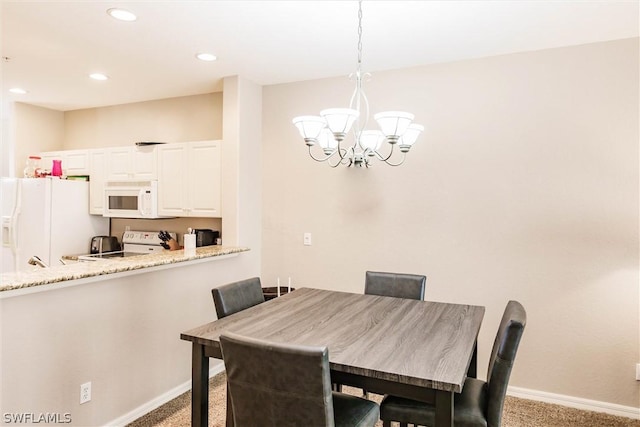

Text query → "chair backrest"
[220,332,335,427]
[486,300,527,427]
[211,277,265,319]
[364,271,426,300]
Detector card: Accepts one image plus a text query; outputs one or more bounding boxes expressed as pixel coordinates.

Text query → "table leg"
[467,340,478,379]
[191,342,209,427]
[435,390,453,427]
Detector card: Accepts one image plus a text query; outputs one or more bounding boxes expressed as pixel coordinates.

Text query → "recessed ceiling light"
[107,8,137,22]
[9,88,28,94]
[89,73,109,81]
[196,53,217,62]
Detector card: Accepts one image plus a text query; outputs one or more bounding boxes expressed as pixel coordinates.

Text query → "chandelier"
[292,0,423,168]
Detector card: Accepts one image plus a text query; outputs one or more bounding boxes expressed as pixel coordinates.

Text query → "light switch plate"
[303,233,312,246]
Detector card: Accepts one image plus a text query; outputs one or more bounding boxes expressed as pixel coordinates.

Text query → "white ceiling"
[2,0,638,112]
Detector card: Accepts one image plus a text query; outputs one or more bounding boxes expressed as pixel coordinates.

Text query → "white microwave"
[103,180,171,219]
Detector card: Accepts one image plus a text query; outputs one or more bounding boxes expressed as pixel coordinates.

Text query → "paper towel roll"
[184,234,196,251]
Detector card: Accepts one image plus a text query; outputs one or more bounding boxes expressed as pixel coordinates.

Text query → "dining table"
[180,287,485,427]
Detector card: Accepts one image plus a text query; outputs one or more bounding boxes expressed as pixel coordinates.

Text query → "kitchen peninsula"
[0,245,249,295]
[0,241,257,426]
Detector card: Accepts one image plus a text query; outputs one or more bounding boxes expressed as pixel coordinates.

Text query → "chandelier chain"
[357,0,363,74]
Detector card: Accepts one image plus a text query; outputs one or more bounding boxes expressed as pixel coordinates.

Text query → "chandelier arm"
[308,145,353,167]
[308,146,340,163]
[334,139,353,163]
[381,154,407,167]
[328,156,344,168]
[330,147,352,167]
[370,143,407,166]
[373,141,397,162]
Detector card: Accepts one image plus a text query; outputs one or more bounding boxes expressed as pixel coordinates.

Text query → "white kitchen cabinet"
[39,149,90,176]
[157,140,222,217]
[106,145,157,181]
[88,149,107,214]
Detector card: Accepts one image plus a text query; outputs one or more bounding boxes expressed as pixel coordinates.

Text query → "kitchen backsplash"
[110,217,222,246]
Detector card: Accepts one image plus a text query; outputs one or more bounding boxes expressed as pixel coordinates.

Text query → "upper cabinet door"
[188,141,221,217]
[106,146,158,181]
[157,140,222,218]
[157,143,188,216]
[64,150,90,175]
[106,147,133,180]
[132,145,158,180]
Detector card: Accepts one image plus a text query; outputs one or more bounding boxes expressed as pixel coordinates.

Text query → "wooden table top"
[181,287,485,393]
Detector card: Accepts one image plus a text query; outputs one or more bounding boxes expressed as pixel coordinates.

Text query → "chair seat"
[380,378,488,427]
[333,392,380,427]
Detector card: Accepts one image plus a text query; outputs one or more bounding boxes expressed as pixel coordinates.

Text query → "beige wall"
[261,38,639,408]
[13,102,64,177]
[63,92,222,149]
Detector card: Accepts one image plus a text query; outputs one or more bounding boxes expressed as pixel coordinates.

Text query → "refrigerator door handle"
[1,216,11,247]
[9,182,22,257]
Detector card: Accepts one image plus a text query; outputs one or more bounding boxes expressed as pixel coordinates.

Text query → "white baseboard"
[106,371,639,425]
[508,386,640,420]
[105,364,226,427]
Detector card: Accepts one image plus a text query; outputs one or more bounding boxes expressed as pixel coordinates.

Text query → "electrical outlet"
[636,364,640,381]
[80,382,91,404]
[303,232,312,246]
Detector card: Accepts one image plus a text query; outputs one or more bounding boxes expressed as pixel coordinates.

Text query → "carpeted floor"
[127,373,640,427]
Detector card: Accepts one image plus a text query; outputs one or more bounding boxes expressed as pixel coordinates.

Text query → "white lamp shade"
[318,128,339,151]
[399,124,424,147]
[320,108,359,135]
[292,116,326,140]
[374,111,414,138]
[359,130,384,152]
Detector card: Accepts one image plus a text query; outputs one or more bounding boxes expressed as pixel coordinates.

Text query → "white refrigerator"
[1,178,110,273]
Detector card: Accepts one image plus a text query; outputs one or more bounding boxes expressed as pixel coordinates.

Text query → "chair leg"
[333,383,343,392]
[382,421,392,427]
[225,383,234,427]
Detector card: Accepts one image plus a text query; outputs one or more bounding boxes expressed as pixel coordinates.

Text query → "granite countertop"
[0,245,249,293]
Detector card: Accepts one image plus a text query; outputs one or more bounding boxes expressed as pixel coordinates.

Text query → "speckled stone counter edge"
[0,246,250,293]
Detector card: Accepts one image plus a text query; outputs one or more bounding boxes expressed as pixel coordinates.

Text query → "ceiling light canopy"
[89,73,109,81]
[292,0,423,168]
[196,53,217,62]
[107,8,137,22]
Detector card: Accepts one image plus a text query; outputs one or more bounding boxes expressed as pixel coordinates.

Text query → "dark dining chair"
[354,271,427,398]
[211,277,265,319]
[211,277,266,426]
[364,271,426,301]
[379,300,527,427]
[220,332,380,427]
